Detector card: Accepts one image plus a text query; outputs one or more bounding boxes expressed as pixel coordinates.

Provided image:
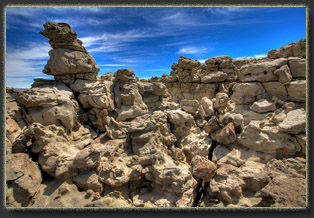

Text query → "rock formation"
[5,22,307,208]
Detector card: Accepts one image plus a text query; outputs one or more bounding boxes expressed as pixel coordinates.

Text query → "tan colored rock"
[262,81,288,101]
[101,72,114,81]
[70,79,115,111]
[180,99,199,115]
[181,132,212,159]
[239,58,287,82]
[231,82,266,105]
[250,99,276,113]
[279,108,306,134]
[200,97,214,118]
[273,65,292,83]
[286,80,306,102]
[6,118,21,145]
[295,134,306,155]
[203,116,220,134]
[6,153,42,207]
[211,122,236,145]
[288,57,306,79]
[237,120,301,155]
[213,92,229,110]
[73,170,103,193]
[40,22,86,52]
[22,123,97,179]
[18,82,78,132]
[191,155,216,182]
[31,180,93,207]
[256,157,306,207]
[201,71,227,83]
[167,109,195,138]
[43,48,100,75]
[97,155,132,187]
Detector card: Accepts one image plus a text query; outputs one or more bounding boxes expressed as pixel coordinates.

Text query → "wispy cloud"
[6,43,51,88]
[177,46,209,55]
[198,59,207,64]
[235,53,267,59]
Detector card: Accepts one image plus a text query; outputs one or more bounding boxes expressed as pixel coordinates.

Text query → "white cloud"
[177,46,209,55]
[254,53,267,59]
[198,59,207,64]
[235,53,267,59]
[6,43,51,88]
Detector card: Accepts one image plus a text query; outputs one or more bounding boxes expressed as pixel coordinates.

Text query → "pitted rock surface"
[5,23,306,208]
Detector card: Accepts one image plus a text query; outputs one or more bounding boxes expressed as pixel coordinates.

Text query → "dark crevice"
[192,179,203,207]
[193,139,218,207]
[208,140,218,160]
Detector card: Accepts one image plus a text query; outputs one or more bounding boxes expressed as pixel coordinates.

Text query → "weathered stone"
[213,92,229,110]
[237,120,300,155]
[43,48,100,75]
[6,153,42,206]
[288,57,306,79]
[18,82,79,132]
[273,65,292,83]
[201,71,227,83]
[262,81,288,101]
[279,108,306,134]
[73,170,103,193]
[231,82,266,105]
[250,99,276,113]
[295,134,306,155]
[70,79,114,110]
[180,99,199,115]
[256,157,306,207]
[211,122,236,145]
[286,80,306,102]
[191,155,216,182]
[239,58,287,82]
[200,97,214,118]
[203,116,220,134]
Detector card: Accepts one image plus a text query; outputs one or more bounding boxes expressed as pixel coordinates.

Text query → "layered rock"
[40,22,100,83]
[5,22,307,209]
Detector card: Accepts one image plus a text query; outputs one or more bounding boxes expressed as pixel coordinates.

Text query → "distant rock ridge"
[5,22,307,208]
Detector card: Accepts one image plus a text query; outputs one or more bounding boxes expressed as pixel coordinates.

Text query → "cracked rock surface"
[5,22,307,208]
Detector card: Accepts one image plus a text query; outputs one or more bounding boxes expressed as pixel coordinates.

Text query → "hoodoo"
[5,22,307,208]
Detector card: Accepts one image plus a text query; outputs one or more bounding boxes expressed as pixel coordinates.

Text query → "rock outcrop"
[5,22,307,208]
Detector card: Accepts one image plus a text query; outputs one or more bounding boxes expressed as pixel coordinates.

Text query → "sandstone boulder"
[18,82,79,132]
[279,108,306,134]
[237,120,300,155]
[43,48,100,75]
[250,99,276,113]
[262,81,288,101]
[286,80,306,102]
[231,82,266,105]
[256,157,306,207]
[273,65,292,83]
[191,155,216,182]
[201,71,227,83]
[211,122,237,145]
[288,57,306,79]
[6,153,42,207]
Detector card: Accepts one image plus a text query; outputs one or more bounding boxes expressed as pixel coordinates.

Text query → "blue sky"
[6,6,306,88]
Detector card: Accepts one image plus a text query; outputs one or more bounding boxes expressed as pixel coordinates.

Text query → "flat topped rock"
[279,108,306,134]
[250,99,276,113]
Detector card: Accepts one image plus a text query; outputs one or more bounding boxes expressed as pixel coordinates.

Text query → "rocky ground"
[5,22,307,208]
